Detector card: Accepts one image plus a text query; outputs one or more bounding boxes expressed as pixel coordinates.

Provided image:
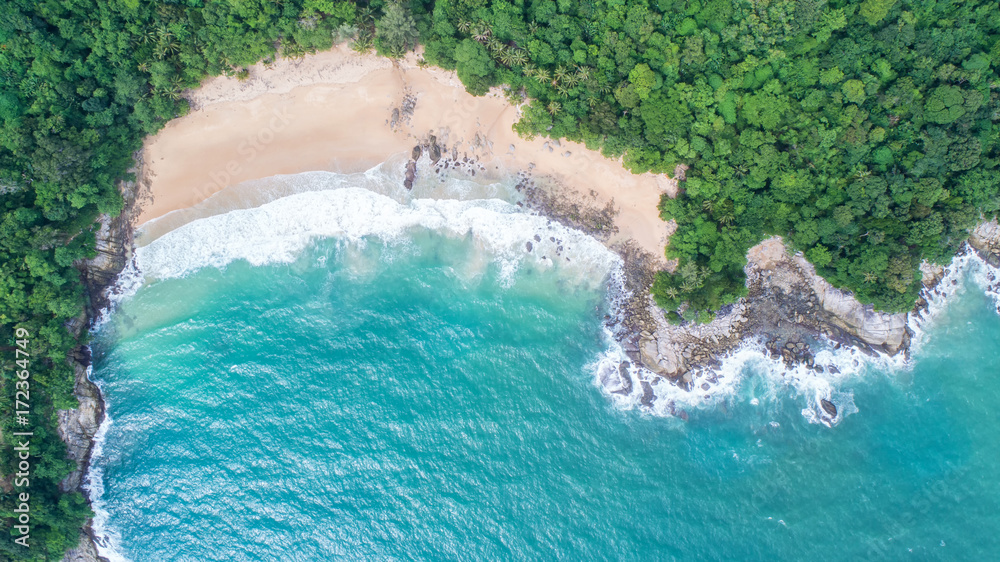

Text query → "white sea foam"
[132,186,619,294]
[907,249,1000,352]
[82,363,130,562]
[138,163,517,244]
[592,334,890,426]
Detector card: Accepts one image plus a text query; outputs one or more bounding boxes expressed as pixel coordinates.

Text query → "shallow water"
[90,172,1000,561]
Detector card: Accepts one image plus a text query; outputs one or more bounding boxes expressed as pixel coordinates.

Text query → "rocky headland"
[601,217,1000,415]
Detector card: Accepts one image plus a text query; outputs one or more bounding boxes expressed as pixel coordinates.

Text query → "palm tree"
[553,66,568,84]
[575,66,590,81]
[555,83,570,97]
[563,73,580,88]
[528,21,539,35]
[166,78,185,100]
[357,6,376,24]
[535,69,551,84]
[156,27,174,43]
[498,47,515,66]
[863,271,878,283]
[522,63,536,76]
[457,19,471,34]
[137,28,157,45]
[472,24,491,42]
[546,100,561,115]
[510,49,528,66]
[155,41,177,60]
[486,37,502,53]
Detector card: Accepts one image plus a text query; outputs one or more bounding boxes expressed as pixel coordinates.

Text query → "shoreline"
[136,44,674,258]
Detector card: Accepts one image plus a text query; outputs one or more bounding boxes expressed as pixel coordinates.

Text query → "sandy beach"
[139,44,675,257]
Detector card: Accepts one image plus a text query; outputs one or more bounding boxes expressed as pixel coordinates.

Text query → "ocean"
[88,167,1000,561]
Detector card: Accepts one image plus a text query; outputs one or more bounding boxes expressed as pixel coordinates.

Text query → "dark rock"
[640,381,655,408]
[533,234,541,242]
[411,145,422,160]
[403,160,417,190]
[616,363,633,395]
[428,136,442,162]
[525,241,533,252]
[820,398,838,417]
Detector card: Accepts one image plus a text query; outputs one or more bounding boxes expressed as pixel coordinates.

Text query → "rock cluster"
[403,134,489,189]
[388,89,416,131]
[618,219,1000,409]
[513,172,619,241]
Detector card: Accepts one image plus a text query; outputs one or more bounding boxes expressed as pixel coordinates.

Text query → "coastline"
[136,44,674,258]
[56,42,1000,559]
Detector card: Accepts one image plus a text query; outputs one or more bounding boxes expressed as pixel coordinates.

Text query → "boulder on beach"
[403,161,417,190]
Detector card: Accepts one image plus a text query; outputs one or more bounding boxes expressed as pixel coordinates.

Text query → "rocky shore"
[602,217,1000,416]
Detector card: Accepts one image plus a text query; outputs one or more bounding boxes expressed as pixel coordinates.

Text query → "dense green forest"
[0,0,997,558]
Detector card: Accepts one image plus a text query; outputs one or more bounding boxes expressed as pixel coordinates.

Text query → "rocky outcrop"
[969,219,1000,266]
[793,252,908,353]
[57,349,104,495]
[620,220,1000,408]
[627,236,912,395]
[61,523,103,562]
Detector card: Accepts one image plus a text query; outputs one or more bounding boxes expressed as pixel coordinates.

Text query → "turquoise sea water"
[90,174,1000,561]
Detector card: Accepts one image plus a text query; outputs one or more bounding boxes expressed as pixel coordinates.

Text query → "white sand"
[139,44,676,257]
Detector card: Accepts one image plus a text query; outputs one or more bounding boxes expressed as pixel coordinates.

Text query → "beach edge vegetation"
[0,0,997,558]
